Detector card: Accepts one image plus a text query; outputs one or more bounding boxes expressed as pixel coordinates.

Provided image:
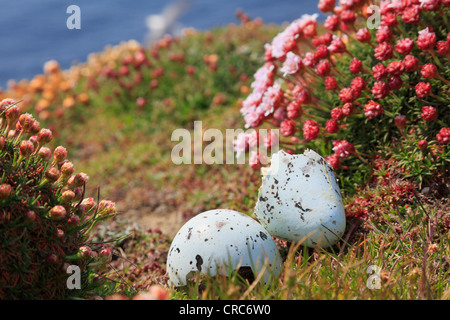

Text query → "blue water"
[0,0,322,88]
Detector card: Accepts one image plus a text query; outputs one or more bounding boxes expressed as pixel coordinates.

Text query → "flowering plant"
[237,0,449,190]
[0,99,118,299]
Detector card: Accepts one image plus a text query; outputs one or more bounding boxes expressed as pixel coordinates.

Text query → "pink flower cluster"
[239,0,449,170]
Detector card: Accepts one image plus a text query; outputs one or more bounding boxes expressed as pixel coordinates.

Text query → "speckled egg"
[166,209,283,287]
[255,149,346,248]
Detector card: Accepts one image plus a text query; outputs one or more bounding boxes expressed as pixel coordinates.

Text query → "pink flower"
[351,76,366,92]
[356,28,371,43]
[364,100,384,119]
[403,55,420,72]
[374,42,394,61]
[325,154,341,170]
[249,151,267,169]
[416,27,437,51]
[331,107,344,121]
[395,38,414,55]
[421,106,437,121]
[286,100,302,119]
[325,76,338,90]
[386,60,405,76]
[328,35,347,53]
[302,119,320,140]
[339,87,356,103]
[419,0,441,11]
[342,103,354,116]
[394,114,407,130]
[349,58,363,74]
[375,26,393,43]
[436,128,450,145]
[281,52,303,76]
[326,120,339,133]
[371,81,390,99]
[315,59,331,76]
[418,139,428,150]
[387,75,403,90]
[280,119,297,137]
[437,41,450,55]
[332,140,355,158]
[401,5,421,24]
[415,82,432,98]
[420,63,438,79]
[324,15,340,31]
[318,0,336,12]
[372,63,387,80]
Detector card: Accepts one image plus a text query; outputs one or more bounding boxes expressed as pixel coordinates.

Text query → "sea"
[0,0,324,88]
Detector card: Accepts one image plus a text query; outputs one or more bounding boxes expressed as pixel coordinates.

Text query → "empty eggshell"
[166,209,282,287]
[255,149,346,248]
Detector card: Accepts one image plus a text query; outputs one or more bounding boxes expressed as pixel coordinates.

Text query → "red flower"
[356,28,371,43]
[314,45,329,60]
[340,10,356,24]
[394,114,407,130]
[286,100,302,119]
[364,100,384,119]
[372,63,387,80]
[374,42,394,61]
[402,55,420,72]
[415,82,432,98]
[332,140,355,158]
[325,76,338,90]
[315,59,331,76]
[395,38,414,55]
[303,119,320,140]
[324,15,339,31]
[416,27,436,51]
[386,60,405,76]
[351,76,366,92]
[349,58,363,74]
[371,81,390,99]
[280,119,297,137]
[401,5,421,24]
[436,128,450,145]
[325,119,339,133]
[420,63,438,79]
[375,26,393,43]
[318,0,336,13]
[339,87,356,103]
[418,140,428,150]
[331,107,344,121]
[436,41,450,55]
[325,154,341,170]
[420,106,437,121]
[342,103,354,116]
[387,76,403,90]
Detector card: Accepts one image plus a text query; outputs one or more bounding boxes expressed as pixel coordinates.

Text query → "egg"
[166,209,283,287]
[254,149,346,248]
